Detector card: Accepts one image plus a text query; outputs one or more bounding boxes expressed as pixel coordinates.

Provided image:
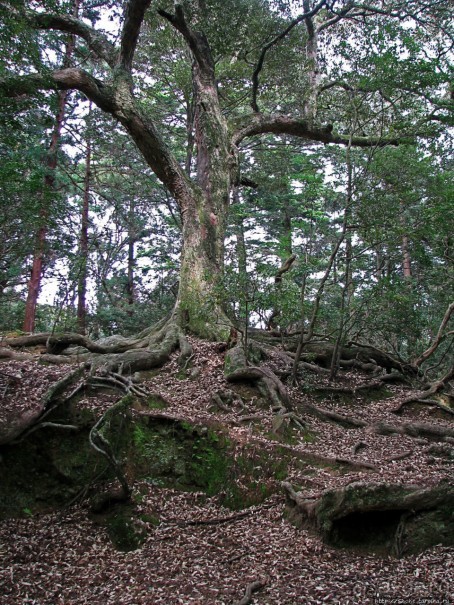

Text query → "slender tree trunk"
[330,146,353,379]
[303,0,320,123]
[126,198,135,313]
[77,108,91,334]
[23,90,69,332]
[290,272,308,383]
[399,198,412,280]
[23,2,79,332]
[281,204,293,257]
[376,247,385,280]
[402,234,412,279]
[232,186,248,322]
[291,229,346,379]
[330,232,353,380]
[268,203,294,330]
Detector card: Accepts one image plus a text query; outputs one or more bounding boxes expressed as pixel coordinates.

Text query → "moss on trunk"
[285,480,454,556]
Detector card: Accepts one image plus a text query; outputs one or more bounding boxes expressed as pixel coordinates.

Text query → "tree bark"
[158,6,235,339]
[23,89,68,332]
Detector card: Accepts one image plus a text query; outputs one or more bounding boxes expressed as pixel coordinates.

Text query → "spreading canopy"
[0,0,452,337]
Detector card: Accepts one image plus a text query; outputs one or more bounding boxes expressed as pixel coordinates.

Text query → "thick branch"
[120,0,152,71]
[232,114,407,147]
[317,2,355,32]
[0,3,117,67]
[0,68,113,112]
[250,0,327,112]
[115,102,196,204]
[275,254,296,284]
[0,67,194,205]
[158,4,214,80]
[413,302,454,368]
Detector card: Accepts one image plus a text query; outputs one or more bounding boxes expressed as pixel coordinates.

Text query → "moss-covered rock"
[130,417,230,494]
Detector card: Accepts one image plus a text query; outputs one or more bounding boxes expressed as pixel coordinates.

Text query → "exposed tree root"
[425,443,453,458]
[232,578,268,605]
[8,365,87,444]
[89,397,132,507]
[301,402,367,429]
[210,389,246,413]
[3,318,451,460]
[313,374,406,396]
[391,366,454,412]
[393,398,454,417]
[249,331,415,376]
[272,411,307,433]
[300,401,454,442]
[0,370,22,399]
[252,437,378,472]
[352,441,368,455]
[226,346,291,412]
[163,509,255,527]
[88,322,180,373]
[86,371,148,399]
[367,420,454,441]
[43,365,88,405]
[178,331,193,368]
[338,358,381,373]
[384,450,414,463]
[300,361,331,375]
[283,480,454,556]
[46,332,150,355]
[1,333,53,347]
[40,354,78,365]
[232,414,264,424]
[313,379,386,395]
[13,421,79,441]
[0,347,38,362]
[1,316,190,375]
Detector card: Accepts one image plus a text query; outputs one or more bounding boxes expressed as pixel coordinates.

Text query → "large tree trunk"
[160,8,235,340]
[176,192,231,339]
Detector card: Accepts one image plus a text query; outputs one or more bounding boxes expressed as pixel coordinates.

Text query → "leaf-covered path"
[0,338,452,604]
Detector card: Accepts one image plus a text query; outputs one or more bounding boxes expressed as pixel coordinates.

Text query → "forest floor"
[0,337,453,605]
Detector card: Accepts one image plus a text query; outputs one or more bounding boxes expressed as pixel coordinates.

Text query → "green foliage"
[0,0,452,373]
